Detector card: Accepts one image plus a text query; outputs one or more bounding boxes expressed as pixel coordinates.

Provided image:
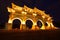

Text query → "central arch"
[25,19,33,29]
[12,19,21,29]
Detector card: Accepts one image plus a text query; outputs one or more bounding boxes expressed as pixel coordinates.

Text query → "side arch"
[25,18,34,29]
[37,19,45,29]
[12,18,22,23]
[12,19,21,29]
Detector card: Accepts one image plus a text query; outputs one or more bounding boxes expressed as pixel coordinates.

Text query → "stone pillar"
[5,23,12,30]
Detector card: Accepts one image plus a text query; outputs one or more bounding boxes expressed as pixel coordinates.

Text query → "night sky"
[0,0,60,28]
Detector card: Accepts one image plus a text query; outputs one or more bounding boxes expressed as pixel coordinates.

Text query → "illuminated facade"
[6,3,57,30]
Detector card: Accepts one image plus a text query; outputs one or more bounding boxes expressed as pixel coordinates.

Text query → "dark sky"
[0,0,60,24]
